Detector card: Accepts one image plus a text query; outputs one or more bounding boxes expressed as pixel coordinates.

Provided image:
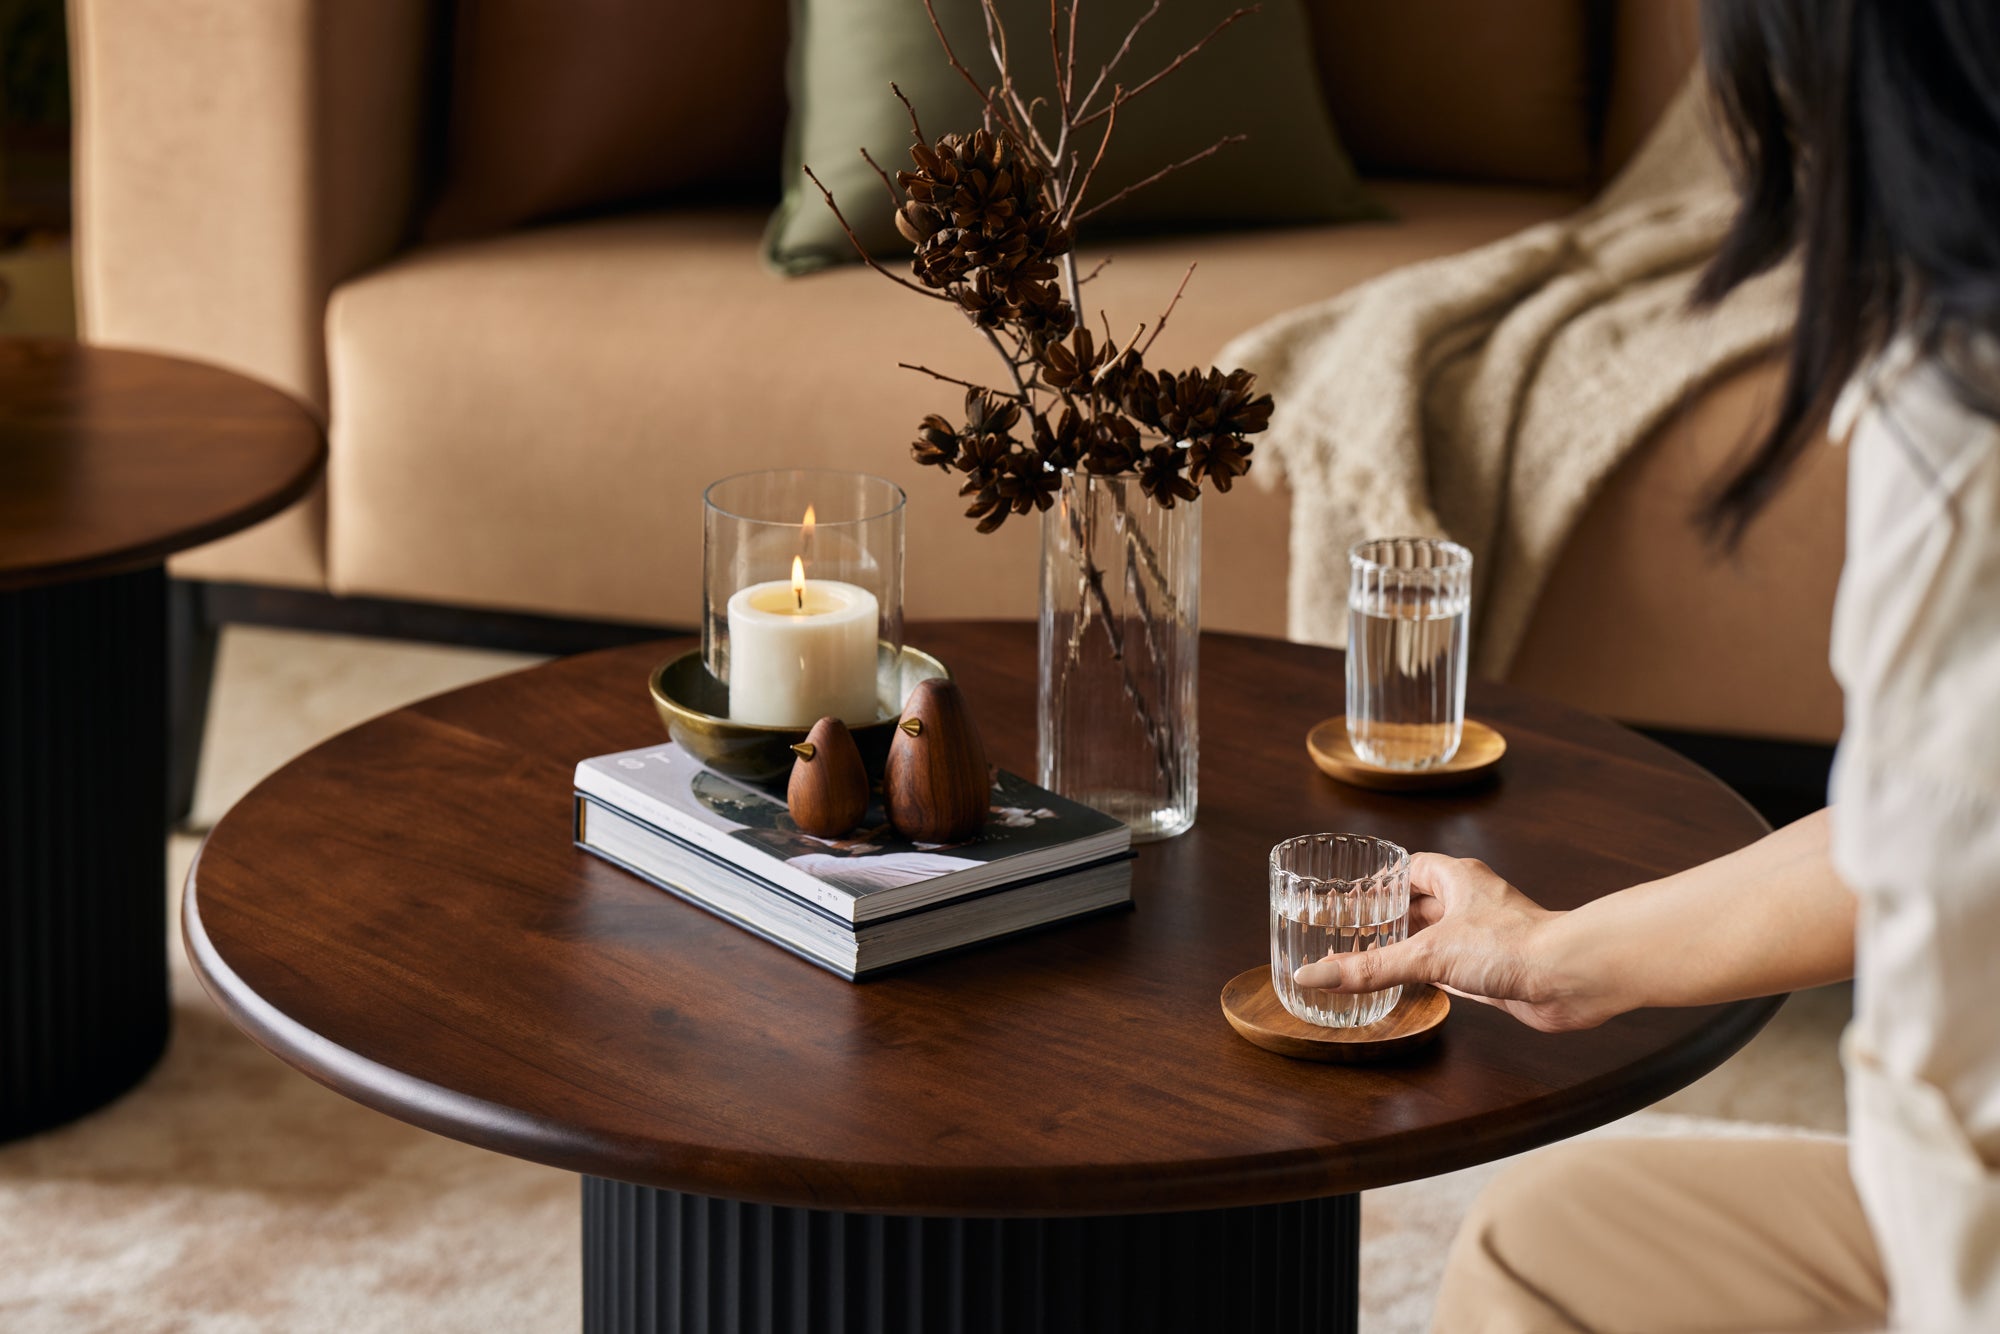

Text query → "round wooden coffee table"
[1,337,323,1140]
[185,624,1776,1333]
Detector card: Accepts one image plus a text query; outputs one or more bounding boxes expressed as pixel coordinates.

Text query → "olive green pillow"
[766,0,1383,275]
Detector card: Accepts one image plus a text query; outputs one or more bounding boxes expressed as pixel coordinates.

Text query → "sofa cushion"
[327,180,1579,635]
[1304,0,1597,187]
[765,0,1381,275]
[422,0,790,243]
[1509,359,1845,744]
[1601,0,1701,178]
[167,482,329,590]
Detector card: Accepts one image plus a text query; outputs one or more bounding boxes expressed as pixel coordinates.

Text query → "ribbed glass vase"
[1037,470,1199,841]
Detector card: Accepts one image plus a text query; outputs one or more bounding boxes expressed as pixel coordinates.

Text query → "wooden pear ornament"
[787,717,871,839]
[884,678,990,844]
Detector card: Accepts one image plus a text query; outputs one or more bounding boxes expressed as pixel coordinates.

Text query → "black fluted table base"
[1,567,170,1141]
[582,1177,1359,1334]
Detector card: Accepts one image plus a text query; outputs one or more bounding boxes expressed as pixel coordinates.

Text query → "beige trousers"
[1430,1137,1889,1333]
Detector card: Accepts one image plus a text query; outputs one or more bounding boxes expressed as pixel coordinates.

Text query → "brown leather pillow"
[422,0,790,243]
[1302,0,1597,188]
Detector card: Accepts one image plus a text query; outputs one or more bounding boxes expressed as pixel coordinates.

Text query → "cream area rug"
[0,629,1849,1332]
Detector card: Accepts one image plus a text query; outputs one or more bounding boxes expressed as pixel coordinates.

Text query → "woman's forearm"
[1541,807,1857,1015]
[1291,810,1857,1033]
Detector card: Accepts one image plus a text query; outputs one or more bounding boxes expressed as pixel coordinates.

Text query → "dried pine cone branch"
[808,0,1274,532]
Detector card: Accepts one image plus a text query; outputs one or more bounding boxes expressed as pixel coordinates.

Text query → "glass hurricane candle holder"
[703,470,905,726]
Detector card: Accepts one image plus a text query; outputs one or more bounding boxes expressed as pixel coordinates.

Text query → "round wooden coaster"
[1220,968,1449,1062]
[1306,717,1506,792]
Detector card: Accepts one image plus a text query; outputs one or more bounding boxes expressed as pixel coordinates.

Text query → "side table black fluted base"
[0,567,170,1141]
[582,1177,1359,1334]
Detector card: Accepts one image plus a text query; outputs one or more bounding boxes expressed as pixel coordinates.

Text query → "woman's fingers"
[1407,851,1455,901]
[1291,852,1557,1012]
[1409,851,1499,904]
[1290,856,1472,991]
[1293,933,1432,992]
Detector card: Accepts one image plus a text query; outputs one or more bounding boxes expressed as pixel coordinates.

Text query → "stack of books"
[573,743,1133,979]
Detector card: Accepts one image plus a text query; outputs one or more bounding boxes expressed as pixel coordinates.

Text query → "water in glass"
[1268,833,1410,1028]
[1346,538,1472,770]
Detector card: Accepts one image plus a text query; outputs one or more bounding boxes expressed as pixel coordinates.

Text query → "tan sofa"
[70,0,1844,752]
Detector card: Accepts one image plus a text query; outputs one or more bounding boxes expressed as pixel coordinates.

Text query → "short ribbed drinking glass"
[1269,834,1410,1028]
[1347,537,1473,770]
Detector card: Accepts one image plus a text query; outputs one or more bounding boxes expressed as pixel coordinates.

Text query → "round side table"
[0,337,323,1139]
[186,624,1777,1333]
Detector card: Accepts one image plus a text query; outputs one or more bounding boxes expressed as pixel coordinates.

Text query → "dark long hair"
[1695,0,2000,540]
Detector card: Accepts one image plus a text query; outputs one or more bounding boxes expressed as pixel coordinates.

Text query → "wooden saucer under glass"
[1221,969,1449,1062]
[1306,717,1506,792]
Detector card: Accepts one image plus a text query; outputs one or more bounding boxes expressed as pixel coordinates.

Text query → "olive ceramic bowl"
[648,645,950,783]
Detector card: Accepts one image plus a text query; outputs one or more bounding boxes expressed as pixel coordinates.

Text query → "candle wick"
[795,587,804,612]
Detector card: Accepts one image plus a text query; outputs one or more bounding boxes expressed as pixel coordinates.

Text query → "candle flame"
[792,555,806,611]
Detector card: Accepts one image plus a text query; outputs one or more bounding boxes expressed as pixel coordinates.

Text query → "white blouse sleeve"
[1830,348,2000,1332]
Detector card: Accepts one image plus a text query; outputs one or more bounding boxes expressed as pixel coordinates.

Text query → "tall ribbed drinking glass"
[1346,538,1472,770]
[1269,833,1410,1027]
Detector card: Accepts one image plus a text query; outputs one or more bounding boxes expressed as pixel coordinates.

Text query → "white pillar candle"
[726,562,880,726]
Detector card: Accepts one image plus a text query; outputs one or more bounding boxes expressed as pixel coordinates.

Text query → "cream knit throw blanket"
[1218,78,1799,673]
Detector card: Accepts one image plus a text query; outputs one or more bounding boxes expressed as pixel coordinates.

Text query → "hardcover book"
[572,743,1133,978]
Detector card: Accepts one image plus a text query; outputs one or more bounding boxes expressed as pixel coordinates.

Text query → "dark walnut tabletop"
[185,622,1777,1217]
[0,337,324,591]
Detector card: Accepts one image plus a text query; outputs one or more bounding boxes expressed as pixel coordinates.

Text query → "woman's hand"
[1291,853,1620,1033]
[1293,815,1854,1031]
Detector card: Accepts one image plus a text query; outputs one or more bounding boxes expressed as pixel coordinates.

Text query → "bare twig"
[1066,0,1082,108]
[1060,483,1178,780]
[917,0,1039,168]
[1049,0,1067,113]
[1110,479,1186,623]
[1074,0,1162,118]
[996,322,1039,374]
[1076,134,1246,222]
[859,148,901,206]
[977,325,1041,415]
[1120,515,1182,785]
[1055,482,1095,702]
[1061,253,1087,333]
[1076,6,1258,129]
[891,82,926,143]
[1077,255,1113,284]
[1067,91,1120,223]
[923,0,998,108]
[982,0,1056,160]
[980,0,1012,105]
[801,165,947,301]
[1140,262,1196,356]
[981,0,1009,84]
[900,362,1009,396]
